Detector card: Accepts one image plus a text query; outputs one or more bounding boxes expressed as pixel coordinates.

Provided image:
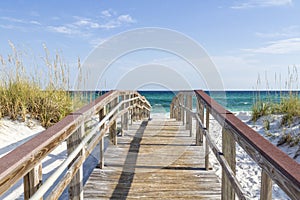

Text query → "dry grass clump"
[251,67,300,126]
[0,42,74,128]
[251,67,300,147]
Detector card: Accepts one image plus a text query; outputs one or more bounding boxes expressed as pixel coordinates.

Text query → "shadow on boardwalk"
[111,120,148,200]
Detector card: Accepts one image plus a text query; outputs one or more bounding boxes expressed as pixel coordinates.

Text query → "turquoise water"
[139,91,298,113]
[77,90,298,113]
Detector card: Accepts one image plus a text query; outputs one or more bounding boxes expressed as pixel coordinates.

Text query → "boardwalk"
[84,117,221,199]
[0,90,298,199]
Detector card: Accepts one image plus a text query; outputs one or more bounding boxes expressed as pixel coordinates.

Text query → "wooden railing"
[170,90,300,200]
[0,90,151,200]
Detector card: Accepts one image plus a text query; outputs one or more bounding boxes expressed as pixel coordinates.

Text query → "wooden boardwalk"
[83,117,221,199]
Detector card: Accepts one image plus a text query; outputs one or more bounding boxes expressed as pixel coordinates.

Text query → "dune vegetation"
[251,67,300,146]
[0,42,85,128]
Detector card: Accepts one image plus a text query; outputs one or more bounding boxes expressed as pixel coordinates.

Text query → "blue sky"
[0,0,300,90]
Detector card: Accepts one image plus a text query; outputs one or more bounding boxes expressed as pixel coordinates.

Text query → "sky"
[0,0,300,90]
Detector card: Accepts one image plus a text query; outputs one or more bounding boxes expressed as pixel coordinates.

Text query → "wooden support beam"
[260,169,272,200]
[23,164,42,200]
[109,97,118,145]
[180,94,185,124]
[177,96,181,121]
[67,124,84,200]
[123,94,129,131]
[98,107,106,169]
[222,127,236,200]
[196,98,204,146]
[205,106,210,170]
[130,109,133,125]
[170,102,173,118]
[186,94,192,136]
[120,95,125,136]
[173,97,178,120]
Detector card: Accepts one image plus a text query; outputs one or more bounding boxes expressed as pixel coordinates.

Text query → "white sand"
[0,112,299,199]
[0,118,67,200]
[208,111,299,200]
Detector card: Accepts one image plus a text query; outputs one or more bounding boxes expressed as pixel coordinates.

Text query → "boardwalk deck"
[83,117,221,199]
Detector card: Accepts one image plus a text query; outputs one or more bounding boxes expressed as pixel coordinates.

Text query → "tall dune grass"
[251,66,300,126]
[0,42,80,128]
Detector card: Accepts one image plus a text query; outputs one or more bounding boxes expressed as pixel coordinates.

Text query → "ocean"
[139,90,296,113]
[81,90,297,114]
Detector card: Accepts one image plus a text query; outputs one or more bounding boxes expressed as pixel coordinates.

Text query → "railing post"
[222,127,236,200]
[23,164,42,200]
[120,95,125,136]
[195,98,204,146]
[143,108,146,119]
[260,170,272,200]
[185,95,188,128]
[123,94,129,130]
[205,106,210,170]
[67,124,84,200]
[186,94,192,136]
[133,98,137,122]
[180,94,184,124]
[177,95,181,121]
[110,97,118,145]
[98,107,106,169]
[170,102,174,118]
[130,108,133,125]
[174,97,178,120]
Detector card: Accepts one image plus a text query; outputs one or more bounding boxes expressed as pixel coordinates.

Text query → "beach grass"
[251,67,300,146]
[251,94,300,125]
[0,42,84,128]
[252,66,300,124]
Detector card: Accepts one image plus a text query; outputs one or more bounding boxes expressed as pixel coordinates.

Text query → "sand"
[0,112,298,199]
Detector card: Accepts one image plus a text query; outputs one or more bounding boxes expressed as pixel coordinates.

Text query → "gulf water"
[81,90,297,113]
[139,90,296,113]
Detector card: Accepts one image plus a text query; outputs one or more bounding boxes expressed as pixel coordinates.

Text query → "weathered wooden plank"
[47,155,83,200]
[260,169,272,200]
[179,94,184,123]
[23,163,42,200]
[67,124,84,200]
[84,117,221,199]
[186,94,192,136]
[123,94,130,131]
[205,106,210,170]
[222,127,236,200]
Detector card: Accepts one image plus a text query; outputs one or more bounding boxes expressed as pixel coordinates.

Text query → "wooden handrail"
[0,90,151,199]
[170,90,300,200]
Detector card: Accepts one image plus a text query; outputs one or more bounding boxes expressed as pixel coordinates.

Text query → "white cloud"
[101,10,113,18]
[243,38,300,54]
[0,16,25,23]
[231,0,292,9]
[118,15,135,23]
[0,24,18,29]
[71,13,136,31]
[73,17,100,29]
[30,20,41,25]
[0,16,41,31]
[48,25,76,34]
[255,26,300,38]
[46,11,136,38]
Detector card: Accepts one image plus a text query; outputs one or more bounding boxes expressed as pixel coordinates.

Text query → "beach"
[0,91,299,199]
